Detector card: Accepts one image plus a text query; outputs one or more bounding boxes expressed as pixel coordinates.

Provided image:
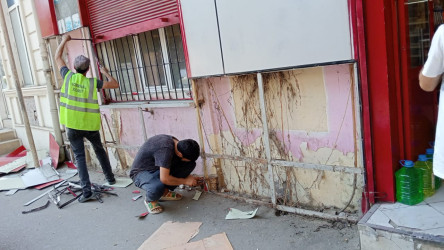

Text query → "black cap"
[177,139,200,161]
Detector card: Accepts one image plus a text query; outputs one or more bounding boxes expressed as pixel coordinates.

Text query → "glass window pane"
[140,30,166,88]
[114,37,138,95]
[407,1,430,68]
[165,25,189,89]
[7,0,15,8]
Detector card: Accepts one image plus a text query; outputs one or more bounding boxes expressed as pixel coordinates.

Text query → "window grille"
[96,24,192,102]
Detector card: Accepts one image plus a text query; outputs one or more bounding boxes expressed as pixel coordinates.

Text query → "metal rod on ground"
[0,3,39,168]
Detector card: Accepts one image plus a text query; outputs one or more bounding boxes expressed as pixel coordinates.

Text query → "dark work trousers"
[133,161,196,201]
[67,128,115,196]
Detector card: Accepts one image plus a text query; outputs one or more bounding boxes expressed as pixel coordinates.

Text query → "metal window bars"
[96,25,192,102]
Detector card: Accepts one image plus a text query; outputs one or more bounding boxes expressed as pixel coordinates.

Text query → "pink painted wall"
[102,107,203,174]
[197,64,355,161]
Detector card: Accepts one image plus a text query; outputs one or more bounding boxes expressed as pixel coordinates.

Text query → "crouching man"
[130,134,200,214]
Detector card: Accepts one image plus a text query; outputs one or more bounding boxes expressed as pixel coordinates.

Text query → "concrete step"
[0,129,16,142]
[0,138,21,155]
[1,119,13,129]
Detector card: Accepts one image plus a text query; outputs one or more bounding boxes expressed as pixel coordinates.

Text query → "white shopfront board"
[179,0,353,77]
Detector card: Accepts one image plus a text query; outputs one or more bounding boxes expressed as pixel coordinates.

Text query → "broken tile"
[366,209,394,228]
[21,164,59,187]
[103,177,133,188]
[193,190,202,200]
[0,177,26,191]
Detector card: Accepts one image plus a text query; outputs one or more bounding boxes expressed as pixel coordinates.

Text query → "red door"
[398,0,438,161]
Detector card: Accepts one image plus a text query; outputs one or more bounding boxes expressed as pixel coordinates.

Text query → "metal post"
[257,73,276,206]
[0,2,39,167]
[191,79,208,179]
[138,107,148,141]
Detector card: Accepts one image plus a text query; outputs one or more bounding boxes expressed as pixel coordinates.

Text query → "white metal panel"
[179,0,224,77]
[216,0,352,74]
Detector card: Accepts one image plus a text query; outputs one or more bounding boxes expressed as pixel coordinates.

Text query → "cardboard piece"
[225,208,258,220]
[102,177,133,188]
[138,221,202,250]
[166,233,233,250]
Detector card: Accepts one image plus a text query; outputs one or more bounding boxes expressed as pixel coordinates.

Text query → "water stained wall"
[196,64,364,212]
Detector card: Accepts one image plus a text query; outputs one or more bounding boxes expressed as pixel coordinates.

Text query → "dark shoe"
[107,179,116,185]
[78,192,97,203]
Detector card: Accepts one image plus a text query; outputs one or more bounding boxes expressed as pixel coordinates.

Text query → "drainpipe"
[0,3,39,167]
[30,1,65,162]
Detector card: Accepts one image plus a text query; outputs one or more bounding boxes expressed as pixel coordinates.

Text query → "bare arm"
[100,66,119,89]
[54,35,71,71]
[419,69,441,92]
[159,167,197,186]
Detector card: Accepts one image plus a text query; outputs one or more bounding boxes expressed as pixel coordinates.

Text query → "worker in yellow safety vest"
[55,34,120,203]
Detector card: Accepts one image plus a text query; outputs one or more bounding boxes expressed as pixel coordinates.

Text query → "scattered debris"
[136,212,149,219]
[22,200,50,214]
[24,180,67,206]
[102,177,133,188]
[132,190,141,194]
[225,208,259,220]
[49,133,60,169]
[138,221,202,250]
[192,190,202,200]
[65,161,77,169]
[138,221,233,250]
[5,189,18,196]
[132,195,143,201]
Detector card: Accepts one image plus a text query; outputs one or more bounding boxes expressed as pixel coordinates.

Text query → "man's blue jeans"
[133,161,196,201]
[67,128,114,196]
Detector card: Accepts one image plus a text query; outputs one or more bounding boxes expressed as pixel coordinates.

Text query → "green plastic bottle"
[395,160,424,205]
[414,154,435,197]
[426,148,442,190]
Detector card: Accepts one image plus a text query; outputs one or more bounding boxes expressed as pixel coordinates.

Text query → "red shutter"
[87,0,180,43]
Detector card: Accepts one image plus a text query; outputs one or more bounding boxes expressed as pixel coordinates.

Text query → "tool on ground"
[22,200,50,214]
[136,212,149,219]
[24,180,67,206]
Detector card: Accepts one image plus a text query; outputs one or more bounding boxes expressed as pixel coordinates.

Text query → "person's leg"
[67,128,92,197]
[85,130,115,183]
[133,170,165,213]
[134,170,165,201]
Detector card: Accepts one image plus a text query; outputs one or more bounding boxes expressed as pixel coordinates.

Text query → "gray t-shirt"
[130,134,180,179]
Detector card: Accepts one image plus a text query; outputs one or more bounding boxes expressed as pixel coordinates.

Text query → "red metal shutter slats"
[87,0,179,42]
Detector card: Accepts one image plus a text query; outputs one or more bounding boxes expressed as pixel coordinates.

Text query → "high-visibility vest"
[59,71,100,131]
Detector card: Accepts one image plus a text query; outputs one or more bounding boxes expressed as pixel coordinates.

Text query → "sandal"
[144,200,163,214]
[160,191,183,201]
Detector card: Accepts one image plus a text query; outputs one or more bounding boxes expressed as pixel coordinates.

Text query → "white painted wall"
[180,0,353,77]
[0,0,54,149]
